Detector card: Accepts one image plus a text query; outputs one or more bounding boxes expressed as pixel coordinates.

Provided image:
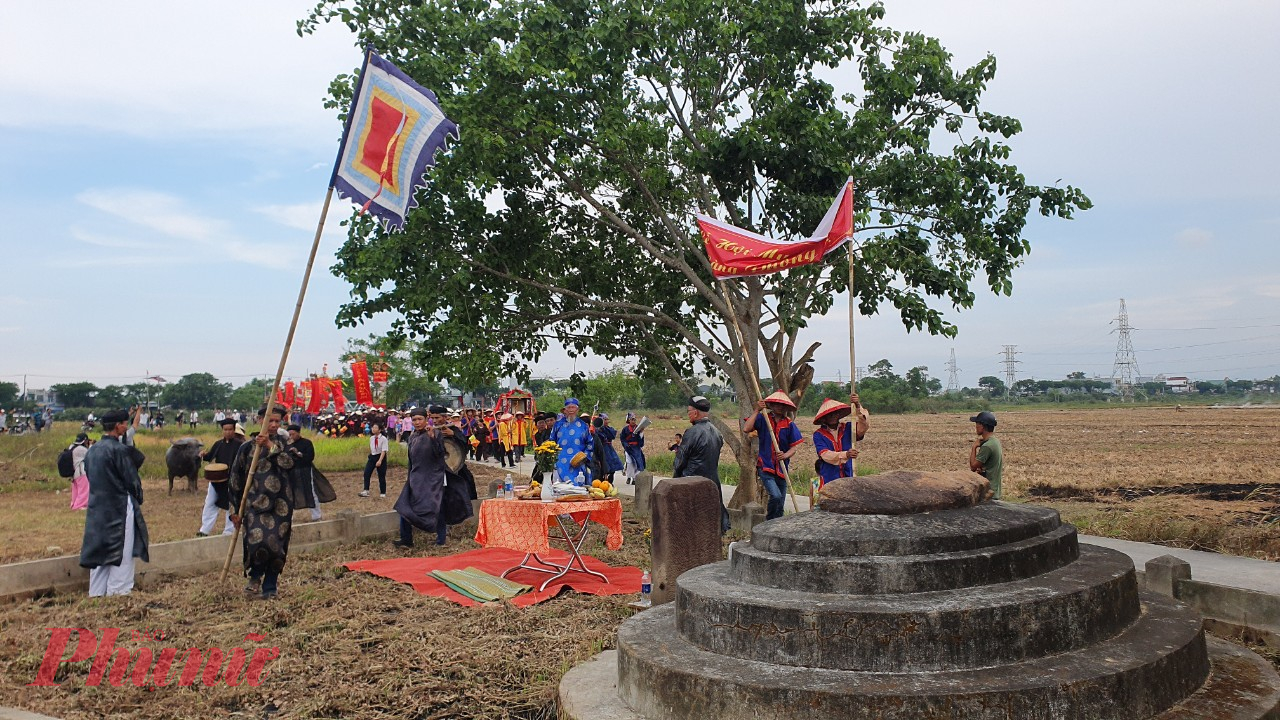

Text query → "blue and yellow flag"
[331,49,458,232]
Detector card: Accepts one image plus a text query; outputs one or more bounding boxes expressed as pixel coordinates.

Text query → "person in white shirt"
[359,423,390,498]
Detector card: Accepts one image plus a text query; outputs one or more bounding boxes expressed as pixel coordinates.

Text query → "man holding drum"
[197,418,243,537]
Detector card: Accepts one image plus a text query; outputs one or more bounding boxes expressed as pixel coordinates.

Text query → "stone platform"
[561,501,1280,719]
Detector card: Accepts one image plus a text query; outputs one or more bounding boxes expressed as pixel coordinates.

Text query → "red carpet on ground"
[345,547,643,607]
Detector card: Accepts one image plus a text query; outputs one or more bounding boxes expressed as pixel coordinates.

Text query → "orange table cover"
[474,497,624,553]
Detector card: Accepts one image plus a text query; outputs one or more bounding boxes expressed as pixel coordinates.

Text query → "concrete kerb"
[0,510,403,602]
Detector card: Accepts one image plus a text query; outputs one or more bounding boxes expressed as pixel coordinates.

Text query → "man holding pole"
[743,391,805,521]
[228,405,295,600]
[812,393,870,491]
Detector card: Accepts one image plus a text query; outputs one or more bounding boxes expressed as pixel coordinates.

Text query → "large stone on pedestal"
[651,476,722,606]
[818,469,988,514]
[562,498,1280,719]
[633,471,653,517]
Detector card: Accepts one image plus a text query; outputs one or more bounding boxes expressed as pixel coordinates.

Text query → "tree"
[1066,371,1086,380]
[160,373,231,410]
[50,382,100,408]
[95,385,128,408]
[978,376,1006,397]
[0,381,18,408]
[302,0,1090,504]
[229,378,272,411]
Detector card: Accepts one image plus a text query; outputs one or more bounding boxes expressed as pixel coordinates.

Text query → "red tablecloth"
[473,497,624,553]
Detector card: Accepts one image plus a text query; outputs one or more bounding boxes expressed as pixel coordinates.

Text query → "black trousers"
[363,454,387,494]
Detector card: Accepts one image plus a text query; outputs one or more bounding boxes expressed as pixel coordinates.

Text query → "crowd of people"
[59,387,1003,602]
[0,407,53,435]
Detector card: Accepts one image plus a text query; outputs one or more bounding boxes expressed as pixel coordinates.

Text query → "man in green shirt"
[968,411,1003,499]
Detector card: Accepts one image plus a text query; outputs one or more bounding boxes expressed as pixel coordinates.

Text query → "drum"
[204,463,229,483]
[443,434,468,473]
[635,416,652,433]
[570,451,588,468]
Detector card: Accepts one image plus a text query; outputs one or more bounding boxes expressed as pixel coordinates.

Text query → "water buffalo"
[166,438,204,494]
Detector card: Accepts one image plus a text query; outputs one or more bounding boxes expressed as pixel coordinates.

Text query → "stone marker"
[650,476,721,606]
[1146,554,1192,598]
[633,471,653,517]
[727,501,764,534]
[819,469,988,515]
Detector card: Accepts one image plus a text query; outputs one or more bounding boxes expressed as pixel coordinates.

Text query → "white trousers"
[309,479,322,521]
[199,484,234,536]
[89,501,136,597]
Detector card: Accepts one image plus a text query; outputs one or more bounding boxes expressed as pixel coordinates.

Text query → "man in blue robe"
[619,413,645,484]
[550,398,593,484]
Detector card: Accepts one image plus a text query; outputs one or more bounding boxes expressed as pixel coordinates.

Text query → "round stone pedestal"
[561,502,1280,719]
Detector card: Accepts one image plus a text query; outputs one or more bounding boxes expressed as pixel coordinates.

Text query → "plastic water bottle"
[504,473,513,498]
[495,481,506,499]
[640,570,652,607]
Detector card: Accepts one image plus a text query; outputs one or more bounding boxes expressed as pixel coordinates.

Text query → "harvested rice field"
[0,407,1276,718]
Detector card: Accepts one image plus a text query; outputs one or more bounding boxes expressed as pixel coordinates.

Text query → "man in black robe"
[198,418,243,537]
[393,406,452,548]
[229,406,295,600]
[285,424,321,521]
[80,409,150,596]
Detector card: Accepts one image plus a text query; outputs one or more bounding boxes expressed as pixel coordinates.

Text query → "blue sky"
[2,1,1278,393]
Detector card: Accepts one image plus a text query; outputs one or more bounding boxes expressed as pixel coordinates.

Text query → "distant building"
[23,388,60,409]
[1164,376,1191,394]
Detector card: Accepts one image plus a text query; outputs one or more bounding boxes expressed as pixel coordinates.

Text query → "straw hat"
[812,399,851,425]
[501,412,513,421]
[763,391,796,409]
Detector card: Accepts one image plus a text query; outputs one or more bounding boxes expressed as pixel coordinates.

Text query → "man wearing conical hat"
[743,391,805,521]
[812,393,871,492]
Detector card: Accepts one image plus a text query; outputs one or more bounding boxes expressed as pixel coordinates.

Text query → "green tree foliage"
[94,385,129,408]
[978,376,1007,396]
[160,373,232,410]
[0,381,18,408]
[50,382,100,408]
[301,0,1089,503]
[229,378,272,411]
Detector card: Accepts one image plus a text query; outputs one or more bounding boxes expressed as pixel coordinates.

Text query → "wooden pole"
[847,238,858,479]
[717,281,801,513]
[220,186,336,582]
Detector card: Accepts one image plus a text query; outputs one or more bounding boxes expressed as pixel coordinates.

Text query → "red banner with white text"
[351,361,374,406]
[330,379,347,414]
[307,378,328,414]
[697,179,853,279]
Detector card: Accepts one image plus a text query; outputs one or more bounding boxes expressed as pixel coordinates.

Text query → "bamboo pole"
[220,186,336,583]
[848,237,858,479]
[717,281,802,513]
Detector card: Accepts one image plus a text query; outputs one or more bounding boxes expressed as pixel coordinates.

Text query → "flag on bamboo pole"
[330,379,348,414]
[283,381,296,408]
[697,179,853,279]
[351,361,374,406]
[331,48,459,232]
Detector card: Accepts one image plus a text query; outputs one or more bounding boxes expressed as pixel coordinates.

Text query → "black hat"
[218,418,237,428]
[428,405,449,415]
[100,409,129,426]
[688,395,712,412]
[969,411,998,429]
[409,407,428,417]
[286,424,302,432]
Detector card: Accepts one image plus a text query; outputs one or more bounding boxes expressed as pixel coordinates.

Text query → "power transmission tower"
[946,348,961,393]
[1000,345,1021,393]
[1110,298,1141,397]
[854,366,865,383]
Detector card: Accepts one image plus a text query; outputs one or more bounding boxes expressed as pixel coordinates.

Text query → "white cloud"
[255,203,323,232]
[1174,227,1214,248]
[74,187,303,270]
[69,226,162,250]
[0,326,20,333]
[77,189,225,242]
